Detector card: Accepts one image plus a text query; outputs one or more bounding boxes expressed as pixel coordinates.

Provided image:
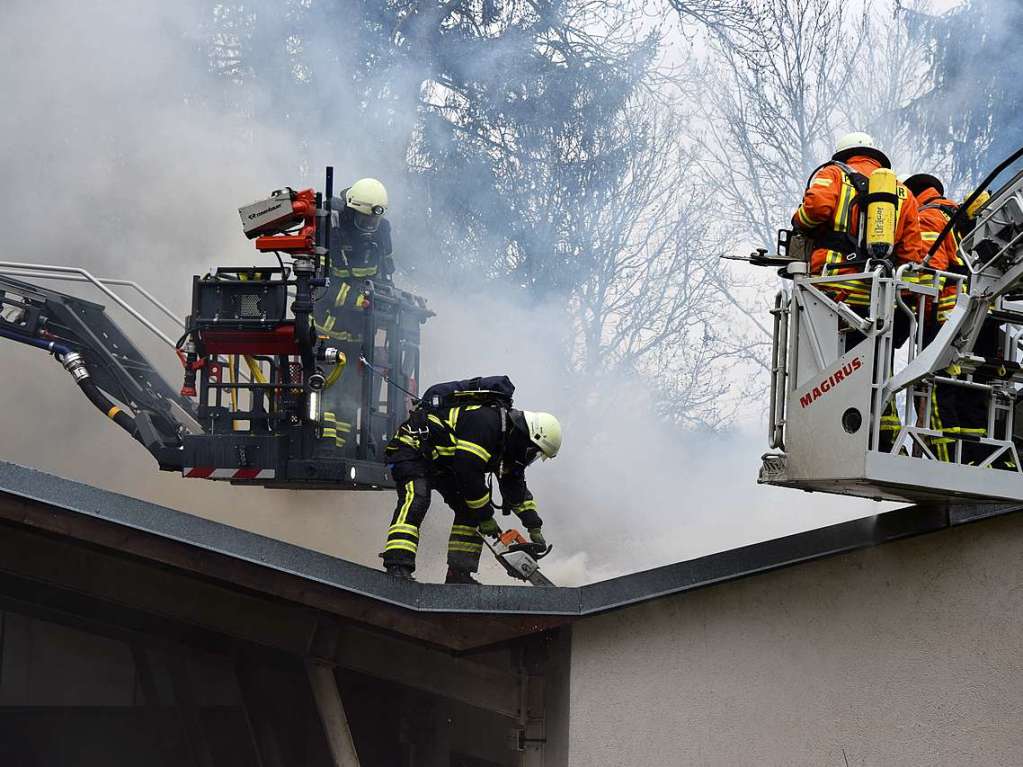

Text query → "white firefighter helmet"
[833,131,891,169]
[346,178,389,232]
[522,411,562,461]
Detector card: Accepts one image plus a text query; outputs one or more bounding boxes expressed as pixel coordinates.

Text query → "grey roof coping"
[0,460,1019,618]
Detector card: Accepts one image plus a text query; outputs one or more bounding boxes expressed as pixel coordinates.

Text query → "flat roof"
[0,461,1018,648]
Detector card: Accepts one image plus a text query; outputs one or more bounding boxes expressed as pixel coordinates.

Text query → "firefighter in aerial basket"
[379,376,562,584]
[791,132,926,449]
[314,178,394,457]
[904,172,1007,467]
[791,131,926,344]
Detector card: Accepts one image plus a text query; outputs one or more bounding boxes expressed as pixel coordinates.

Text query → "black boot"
[385,563,415,581]
[445,567,479,585]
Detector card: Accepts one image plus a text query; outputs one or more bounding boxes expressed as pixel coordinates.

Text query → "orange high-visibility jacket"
[792,155,926,305]
[915,186,967,322]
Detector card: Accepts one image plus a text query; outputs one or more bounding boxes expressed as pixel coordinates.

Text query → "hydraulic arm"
[0,273,194,467]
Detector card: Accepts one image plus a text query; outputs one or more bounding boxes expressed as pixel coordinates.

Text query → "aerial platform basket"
[758,167,1023,505]
[0,168,432,491]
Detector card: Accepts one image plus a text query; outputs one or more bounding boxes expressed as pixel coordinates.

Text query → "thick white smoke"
[0,0,886,586]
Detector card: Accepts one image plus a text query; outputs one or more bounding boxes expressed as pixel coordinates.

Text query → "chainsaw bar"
[484,529,555,587]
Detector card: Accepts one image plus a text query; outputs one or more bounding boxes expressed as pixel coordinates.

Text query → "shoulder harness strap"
[920,201,959,220]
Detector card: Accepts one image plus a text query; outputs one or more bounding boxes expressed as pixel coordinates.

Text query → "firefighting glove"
[528,528,546,547]
[477,517,501,539]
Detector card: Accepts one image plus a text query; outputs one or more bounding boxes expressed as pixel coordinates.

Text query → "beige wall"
[567,513,1023,767]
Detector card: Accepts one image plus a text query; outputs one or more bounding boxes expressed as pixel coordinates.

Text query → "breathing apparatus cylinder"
[865,168,897,259]
[966,189,991,221]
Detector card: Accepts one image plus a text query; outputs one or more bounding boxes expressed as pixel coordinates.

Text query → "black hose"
[0,325,141,443]
[926,144,1023,264]
[77,377,142,443]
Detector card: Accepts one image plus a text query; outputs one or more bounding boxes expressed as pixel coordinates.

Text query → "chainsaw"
[484,528,555,587]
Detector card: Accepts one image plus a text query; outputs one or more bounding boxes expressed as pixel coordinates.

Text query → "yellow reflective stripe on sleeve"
[335,282,351,307]
[456,440,492,462]
[451,524,480,536]
[322,428,337,438]
[465,492,491,510]
[106,406,121,420]
[314,315,336,333]
[514,500,538,513]
[384,540,418,553]
[447,407,461,430]
[795,206,821,228]
[397,481,415,526]
[920,232,940,242]
[350,266,378,278]
[433,446,455,457]
[811,177,833,187]
[821,249,847,277]
[389,523,420,537]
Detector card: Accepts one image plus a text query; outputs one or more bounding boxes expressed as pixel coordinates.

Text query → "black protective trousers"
[381,461,485,573]
[925,316,1007,466]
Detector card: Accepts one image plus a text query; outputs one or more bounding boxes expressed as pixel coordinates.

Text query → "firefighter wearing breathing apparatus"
[314,178,393,456]
[792,132,927,326]
[902,173,967,329]
[903,173,1009,467]
[792,132,926,448]
[379,378,562,584]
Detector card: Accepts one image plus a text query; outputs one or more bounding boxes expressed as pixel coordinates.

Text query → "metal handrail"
[0,270,185,329]
[0,262,178,348]
[768,290,788,450]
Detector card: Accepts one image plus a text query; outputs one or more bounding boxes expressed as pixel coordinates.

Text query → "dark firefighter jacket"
[315,197,394,341]
[387,405,542,529]
[329,195,393,283]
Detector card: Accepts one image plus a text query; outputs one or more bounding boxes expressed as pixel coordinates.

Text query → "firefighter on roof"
[314,178,393,457]
[380,378,562,584]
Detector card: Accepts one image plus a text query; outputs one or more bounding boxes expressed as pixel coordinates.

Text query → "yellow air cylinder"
[866,168,897,259]
[966,189,991,221]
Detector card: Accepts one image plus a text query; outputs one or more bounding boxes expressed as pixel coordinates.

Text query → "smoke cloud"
[0,0,893,587]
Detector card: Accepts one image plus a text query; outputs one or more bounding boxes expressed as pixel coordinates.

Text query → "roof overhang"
[0,461,1018,651]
